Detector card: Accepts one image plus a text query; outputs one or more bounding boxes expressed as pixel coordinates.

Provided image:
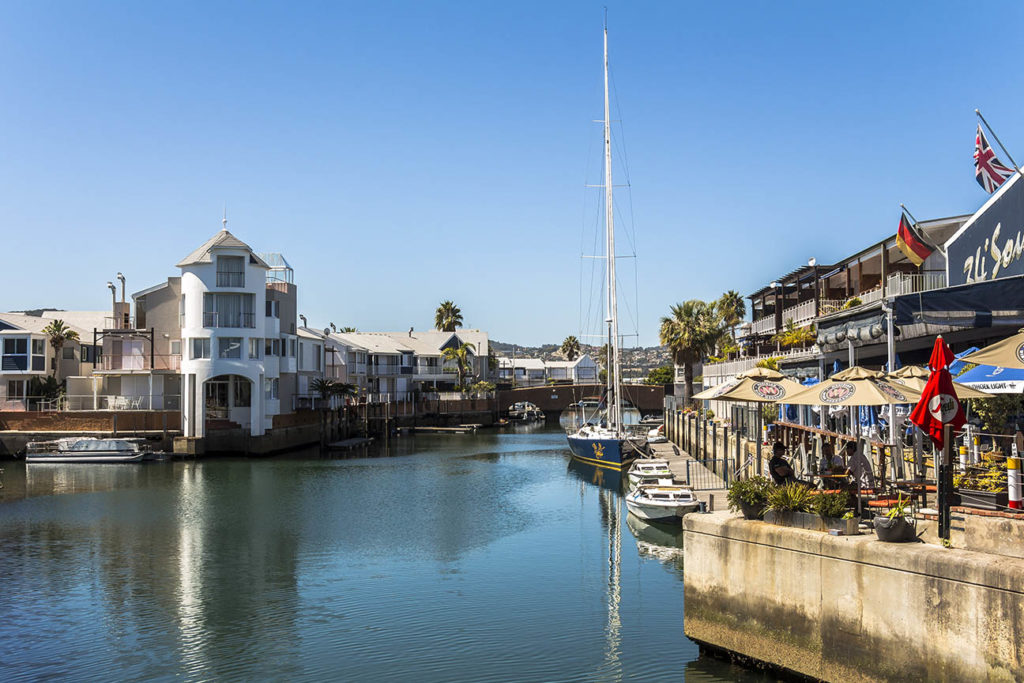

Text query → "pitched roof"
[0,312,93,338]
[176,229,269,268]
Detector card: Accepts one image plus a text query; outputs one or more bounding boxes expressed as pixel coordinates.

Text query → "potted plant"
[873,494,915,542]
[727,476,772,520]
[954,456,1009,511]
[764,483,815,529]
[812,491,858,535]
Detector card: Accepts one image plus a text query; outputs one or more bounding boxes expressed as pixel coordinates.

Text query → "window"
[216,255,245,287]
[314,344,321,371]
[190,338,211,359]
[203,293,255,328]
[7,380,25,399]
[218,337,242,359]
[265,300,280,318]
[264,377,279,400]
[179,294,186,328]
[31,339,45,355]
[170,340,181,356]
[4,338,27,355]
[298,342,304,367]
[289,339,296,357]
[249,338,262,359]
[233,376,251,407]
[265,339,274,356]
[62,347,75,360]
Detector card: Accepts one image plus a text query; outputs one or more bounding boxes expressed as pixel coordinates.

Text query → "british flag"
[974,124,1015,193]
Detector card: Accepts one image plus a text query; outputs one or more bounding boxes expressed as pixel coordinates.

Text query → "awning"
[816,310,886,347]
[892,275,1024,328]
[956,364,1024,394]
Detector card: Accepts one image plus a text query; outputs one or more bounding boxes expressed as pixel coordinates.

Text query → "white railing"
[701,346,822,381]
[860,287,884,305]
[886,271,946,296]
[781,299,816,327]
[750,317,776,336]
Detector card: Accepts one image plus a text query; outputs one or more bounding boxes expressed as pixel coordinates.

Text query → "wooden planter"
[958,489,1008,512]
[765,510,859,535]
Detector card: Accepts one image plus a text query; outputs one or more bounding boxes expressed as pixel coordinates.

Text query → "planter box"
[765,510,859,535]
[738,500,765,520]
[958,489,1007,512]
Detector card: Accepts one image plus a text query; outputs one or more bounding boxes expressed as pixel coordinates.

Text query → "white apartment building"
[497,354,599,387]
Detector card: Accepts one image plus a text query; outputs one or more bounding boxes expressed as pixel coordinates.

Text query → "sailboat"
[566,22,648,472]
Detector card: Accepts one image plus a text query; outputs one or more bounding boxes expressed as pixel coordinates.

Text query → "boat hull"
[25,452,147,463]
[624,498,700,524]
[566,433,639,471]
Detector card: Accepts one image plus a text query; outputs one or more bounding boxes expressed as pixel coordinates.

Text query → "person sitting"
[823,442,847,473]
[768,442,798,485]
[846,440,876,490]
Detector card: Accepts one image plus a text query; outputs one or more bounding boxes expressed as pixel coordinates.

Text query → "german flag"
[896,213,934,267]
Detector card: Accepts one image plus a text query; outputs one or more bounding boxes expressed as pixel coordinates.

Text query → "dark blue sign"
[947,174,1024,286]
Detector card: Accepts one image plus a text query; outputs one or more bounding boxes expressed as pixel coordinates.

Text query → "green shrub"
[766,483,812,513]
[812,491,849,519]
[727,476,772,512]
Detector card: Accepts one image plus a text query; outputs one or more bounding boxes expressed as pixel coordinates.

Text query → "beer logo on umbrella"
[752,381,785,400]
[928,393,959,423]
[876,382,908,403]
[712,382,735,397]
[819,382,855,404]
[1016,342,1024,365]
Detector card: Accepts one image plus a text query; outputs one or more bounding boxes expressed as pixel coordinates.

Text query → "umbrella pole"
[755,402,762,476]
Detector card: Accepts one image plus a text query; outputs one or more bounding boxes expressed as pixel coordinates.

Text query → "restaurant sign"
[947,174,1024,286]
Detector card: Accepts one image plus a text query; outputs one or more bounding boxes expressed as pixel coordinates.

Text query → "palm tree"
[441,342,476,390]
[560,335,581,361]
[773,320,816,349]
[659,300,723,404]
[338,327,357,333]
[434,301,463,332]
[716,290,746,327]
[42,319,79,383]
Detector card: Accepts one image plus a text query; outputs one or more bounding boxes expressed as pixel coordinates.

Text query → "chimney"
[330,322,337,332]
[409,326,414,337]
[299,314,307,328]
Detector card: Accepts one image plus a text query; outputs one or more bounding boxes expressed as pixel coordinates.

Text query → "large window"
[2,338,28,371]
[31,339,45,355]
[216,255,245,287]
[7,380,25,399]
[265,300,280,318]
[190,338,211,359]
[265,377,279,400]
[218,337,242,359]
[233,376,251,407]
[264,339,281,356]
[203,293,255,328]
[249,338,262,359]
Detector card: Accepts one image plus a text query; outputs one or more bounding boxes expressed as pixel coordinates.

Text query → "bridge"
[495,383,665,415]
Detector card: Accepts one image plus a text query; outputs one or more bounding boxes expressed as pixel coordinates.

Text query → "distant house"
[497,357,547,387]
[544,354,599,384]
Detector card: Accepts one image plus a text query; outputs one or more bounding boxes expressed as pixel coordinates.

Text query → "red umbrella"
[909,336,966,448]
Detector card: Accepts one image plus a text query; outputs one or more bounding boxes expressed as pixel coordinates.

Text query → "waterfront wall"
[683,512,1024,682]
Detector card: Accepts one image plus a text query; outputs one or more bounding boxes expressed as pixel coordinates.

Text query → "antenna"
[222,203,228,231]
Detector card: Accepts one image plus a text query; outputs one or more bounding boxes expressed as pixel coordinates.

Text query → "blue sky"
[2,1,1023,347]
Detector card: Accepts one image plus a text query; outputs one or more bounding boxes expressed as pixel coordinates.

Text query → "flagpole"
[976,108,1024,178]
[900,203,945,255]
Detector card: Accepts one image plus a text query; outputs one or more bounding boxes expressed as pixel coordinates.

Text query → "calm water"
[0,426,768,682]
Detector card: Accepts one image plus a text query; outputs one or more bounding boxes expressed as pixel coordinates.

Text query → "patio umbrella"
[910,336,965,448]
[692,366,804,403]
[781,366,923,407]
[960,331,1024,369]
[956,364,1024,394]
[887,366,994,400]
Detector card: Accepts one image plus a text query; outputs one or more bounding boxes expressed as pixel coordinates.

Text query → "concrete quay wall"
[683,512,1024,682]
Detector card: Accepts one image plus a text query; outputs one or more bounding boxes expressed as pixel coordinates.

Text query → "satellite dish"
[323,328,331,336]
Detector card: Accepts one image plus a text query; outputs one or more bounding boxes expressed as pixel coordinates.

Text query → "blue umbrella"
[829,360,842,378]
[949,347,980,376]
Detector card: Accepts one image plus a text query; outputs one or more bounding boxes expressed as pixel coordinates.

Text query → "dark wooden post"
[938,425,954,541]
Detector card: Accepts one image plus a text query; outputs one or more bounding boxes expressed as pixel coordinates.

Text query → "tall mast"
[603,21,622,433]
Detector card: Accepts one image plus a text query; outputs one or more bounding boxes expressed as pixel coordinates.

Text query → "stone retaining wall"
[683,511,1024,682]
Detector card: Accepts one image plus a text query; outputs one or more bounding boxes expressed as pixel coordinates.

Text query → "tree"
[560,335,581,361]
[659,300,724,404]
[717,290,746,328]
[441,342,476,390]
[311,378,357,405]
[434,301,463,332]
[338,327,357,333]
[42,319,79,382]
[773,319,816,348]
[645,365,674,386]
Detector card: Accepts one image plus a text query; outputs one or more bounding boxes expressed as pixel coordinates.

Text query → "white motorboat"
[625,484,700,523]
[25,437,151,463]
[627,458,674,487]
[647,425,667,444]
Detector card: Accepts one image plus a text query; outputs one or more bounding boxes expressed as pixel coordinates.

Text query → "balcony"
[216,272,245,287]
[98,354,181,372]
[750,316,777,336]
[203,312,256,328]
[886,271,946,296]
[780,299,816,327]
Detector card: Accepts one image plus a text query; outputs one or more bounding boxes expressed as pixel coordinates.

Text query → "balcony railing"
[780,299,816,327]
[203,312,256,328]
[104,316,136,330]
[886,271,946,296]
[750,316,777,336]
[216,272,245,287]
[99,354,181,371]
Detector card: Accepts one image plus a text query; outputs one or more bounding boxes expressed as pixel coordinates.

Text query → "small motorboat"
[627,458,675,487]
[507,401,545,421]
[625,484,700,523]
[25,437,154,463]
[639,414,663,426]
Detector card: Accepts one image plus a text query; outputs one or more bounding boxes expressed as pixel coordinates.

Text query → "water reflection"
[559,407,642,431]
[566,457,623,492]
